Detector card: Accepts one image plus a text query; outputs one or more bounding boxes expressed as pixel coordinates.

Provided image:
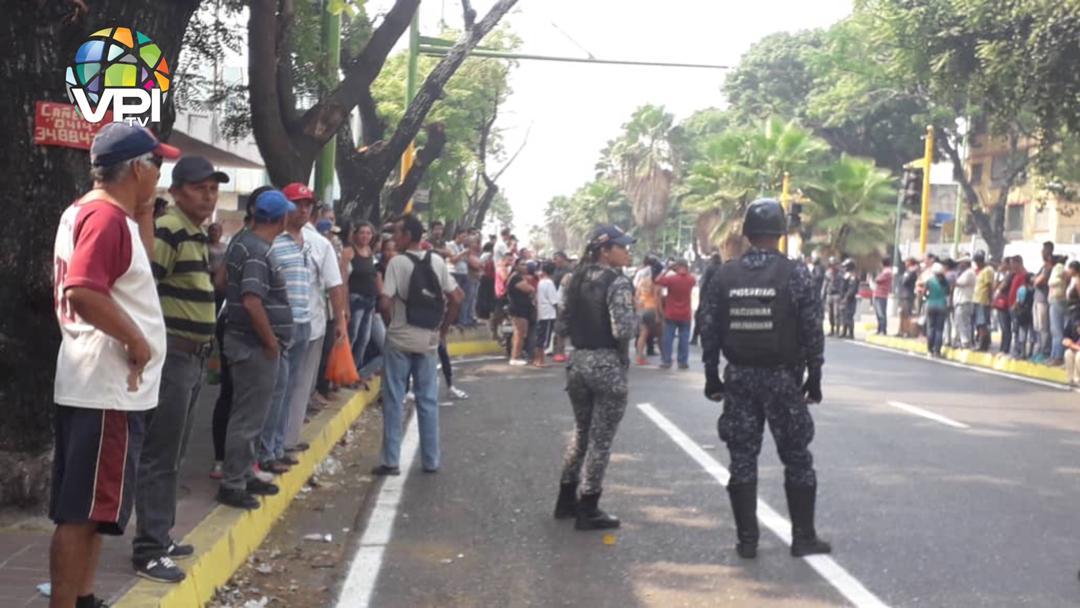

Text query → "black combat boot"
[554,482,578,519]
[785,483,832,557]
[575,492,620,530]
[727,482,759,559]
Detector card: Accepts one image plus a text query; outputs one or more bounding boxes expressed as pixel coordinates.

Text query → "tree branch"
[376,0,519,187]
[461,0,476,29]
[356,85,386,145]
[276,0,300,129]
[248,0,304,184]
[387,123,448,216]
[295,0,420,156]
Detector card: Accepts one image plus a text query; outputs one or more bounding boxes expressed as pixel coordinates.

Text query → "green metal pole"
[315,3,341,209]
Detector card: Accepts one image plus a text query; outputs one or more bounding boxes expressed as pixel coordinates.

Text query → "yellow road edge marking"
[864,334,1069,385]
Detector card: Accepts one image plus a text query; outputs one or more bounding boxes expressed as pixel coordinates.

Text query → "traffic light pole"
[918,126,935,255]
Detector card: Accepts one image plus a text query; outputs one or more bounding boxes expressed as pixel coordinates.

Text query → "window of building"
[1006,204,1025,234]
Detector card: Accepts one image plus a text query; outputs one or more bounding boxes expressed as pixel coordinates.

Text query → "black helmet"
[742,198,787,237]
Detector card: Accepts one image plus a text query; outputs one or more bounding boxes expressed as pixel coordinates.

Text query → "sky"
[369,0,854,241]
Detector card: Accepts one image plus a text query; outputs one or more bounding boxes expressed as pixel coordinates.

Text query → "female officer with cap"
[552,225,638,530]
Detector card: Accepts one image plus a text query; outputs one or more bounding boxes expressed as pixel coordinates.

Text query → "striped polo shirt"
[271,231,312,325]
[151,206,215,343]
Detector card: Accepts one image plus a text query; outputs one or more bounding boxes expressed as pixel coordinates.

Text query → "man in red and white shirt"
[50,123,179,608]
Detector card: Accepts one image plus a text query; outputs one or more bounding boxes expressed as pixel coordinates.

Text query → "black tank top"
[349,247,379,297]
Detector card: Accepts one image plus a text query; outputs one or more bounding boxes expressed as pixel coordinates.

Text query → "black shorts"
[641,309,658,327]
[50,405,145,535]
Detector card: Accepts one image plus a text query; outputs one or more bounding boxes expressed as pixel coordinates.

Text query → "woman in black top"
[341,221,381,372]
[507,258,535,365]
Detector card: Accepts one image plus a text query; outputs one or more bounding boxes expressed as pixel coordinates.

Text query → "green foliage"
[596,104,681,249]
[803,155,897,255]
[371,27,519,221]
[680,117,831,241]
[544,179,631,255]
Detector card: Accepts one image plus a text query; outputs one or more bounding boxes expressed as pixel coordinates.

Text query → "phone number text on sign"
[33,101,111,150]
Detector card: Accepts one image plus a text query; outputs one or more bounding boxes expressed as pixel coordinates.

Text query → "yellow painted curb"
[114,380,381,608]
[447,340,503,357]
[864,334,1069,385]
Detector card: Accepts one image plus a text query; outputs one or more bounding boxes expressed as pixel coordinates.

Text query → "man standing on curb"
[258,193,314,475]
[218,191,295,509]
[51,123,177,608]
[973,252,994,351]
[132,156,228,583]
[280,183,347,455]
[373,215,463,476]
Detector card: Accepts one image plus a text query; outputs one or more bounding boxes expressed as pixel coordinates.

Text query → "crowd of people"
[809,244,1080,379]
[44,123,477,607]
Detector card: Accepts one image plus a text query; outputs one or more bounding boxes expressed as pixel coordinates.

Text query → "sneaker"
[252,464,275,483]
[678,363,690,370]
[217,487,260,510]
[552,354,568,363]
[636,355,648,366]
[166,541,194,560]
[449,386,469,400]
[508,359,527,366]
[277,454,300,466]
[260,460,290,474]
[284,442,310,453]
[659,363,672,370]
[371,464,401,476]
[209,461,224,480]
[246,478,280,496]
[134,556,186,583]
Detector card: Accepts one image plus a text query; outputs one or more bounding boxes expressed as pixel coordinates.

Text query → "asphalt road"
[337,339,1080,607]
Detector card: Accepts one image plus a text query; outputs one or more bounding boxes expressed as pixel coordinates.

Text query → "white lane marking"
[849,340,1073,392]
[453,355,510,365]
[336,415,420,608]
[637,403,890,608]
[885,401,970,429]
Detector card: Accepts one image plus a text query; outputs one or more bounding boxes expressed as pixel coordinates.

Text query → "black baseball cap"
[90,123,180,167]
[172,156,230,188]
[589,224,636,247]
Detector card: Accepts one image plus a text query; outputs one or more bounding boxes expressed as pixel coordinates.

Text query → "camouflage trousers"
[718,365,817,487]
[560,349,629,496]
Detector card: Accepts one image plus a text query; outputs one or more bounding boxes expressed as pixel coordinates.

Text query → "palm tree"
[599,105,680,251]
[804,154,896,255]
[679,117,830,248]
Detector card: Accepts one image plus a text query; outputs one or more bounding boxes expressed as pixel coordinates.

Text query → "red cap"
[282,182,316,202]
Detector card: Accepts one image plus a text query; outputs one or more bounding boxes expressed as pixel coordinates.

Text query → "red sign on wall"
[33,101,111,150]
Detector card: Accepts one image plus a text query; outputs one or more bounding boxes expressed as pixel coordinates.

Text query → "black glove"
[705,366,724,402]
[803,367,823,404]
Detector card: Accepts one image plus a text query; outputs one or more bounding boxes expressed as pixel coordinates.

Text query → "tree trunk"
[0,0,199,507]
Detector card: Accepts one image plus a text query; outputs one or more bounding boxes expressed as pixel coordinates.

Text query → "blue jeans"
[1051,300,1066,361]
[926,307,947,354]
[873,297,888,335]
[349,294,376,370]
[461,275,479,326]
[380,346,440,471]
[662,319,691,366]
[259,322,310,462]
[359,314,386,377]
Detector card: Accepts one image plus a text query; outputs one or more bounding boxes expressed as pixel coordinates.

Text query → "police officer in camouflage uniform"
[553,225,638,531]
[700,199,832,559]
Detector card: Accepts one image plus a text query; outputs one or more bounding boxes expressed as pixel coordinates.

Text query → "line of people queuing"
[45,123,480,608]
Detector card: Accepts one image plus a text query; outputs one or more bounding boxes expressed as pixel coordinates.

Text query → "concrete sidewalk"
[0,332,501,608]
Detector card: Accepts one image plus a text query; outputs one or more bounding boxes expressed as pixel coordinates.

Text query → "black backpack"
[403,252,445,330]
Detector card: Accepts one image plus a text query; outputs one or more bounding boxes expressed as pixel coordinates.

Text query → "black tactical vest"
[568,267,619,350]
[717,255,799,366]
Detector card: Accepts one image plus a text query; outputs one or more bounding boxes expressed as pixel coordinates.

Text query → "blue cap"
[315,219,333,234]
[90,123,180,167]
[254,190,296,221]
[589,224,636,248]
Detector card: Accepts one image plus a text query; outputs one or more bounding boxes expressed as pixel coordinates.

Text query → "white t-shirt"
[493,239,509,265]
[303,223,344,341]
[448,241,468,274]
[383,249,458,353]
[954,267,976,305]
[53,199,166,411]
[537,277,559,321]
